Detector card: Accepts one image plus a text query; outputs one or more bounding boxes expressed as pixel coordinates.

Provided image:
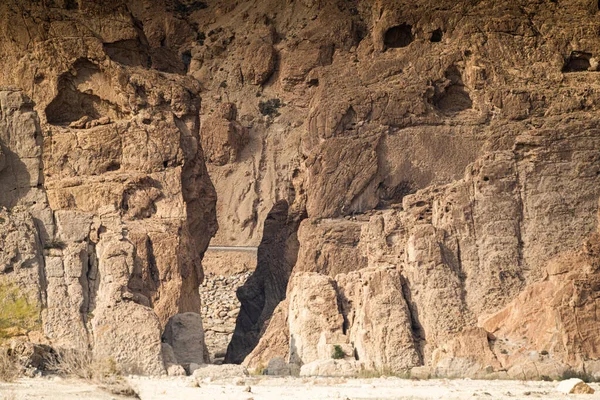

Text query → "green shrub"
[332,345,345,360]
[258,99,282,117]
[0,282,41,340]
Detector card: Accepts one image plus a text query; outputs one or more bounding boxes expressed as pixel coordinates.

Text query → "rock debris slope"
[0,0,600,379]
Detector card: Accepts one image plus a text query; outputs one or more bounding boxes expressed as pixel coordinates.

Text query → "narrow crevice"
[400,274,424,365]
[224,200,304,364]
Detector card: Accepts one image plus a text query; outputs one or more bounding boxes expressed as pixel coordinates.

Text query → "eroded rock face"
[3,0,600,380]
[0,1,217,374]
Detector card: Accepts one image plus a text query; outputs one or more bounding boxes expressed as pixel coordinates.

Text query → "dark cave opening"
[430,28,443,43]
[384,24,414,49]
[562,51,593,72]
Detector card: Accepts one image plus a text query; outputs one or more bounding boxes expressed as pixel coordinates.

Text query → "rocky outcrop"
[3,0,600,380]
[0,1,217,374]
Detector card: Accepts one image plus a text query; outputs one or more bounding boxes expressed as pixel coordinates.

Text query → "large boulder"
[162,313,208,366]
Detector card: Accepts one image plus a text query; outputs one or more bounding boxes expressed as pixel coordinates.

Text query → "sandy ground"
[1,376,599,400]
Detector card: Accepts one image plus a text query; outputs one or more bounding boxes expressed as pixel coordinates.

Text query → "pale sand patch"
[3,376,600,400]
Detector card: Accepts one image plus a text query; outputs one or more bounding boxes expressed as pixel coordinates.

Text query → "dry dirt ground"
[1,376,600,400]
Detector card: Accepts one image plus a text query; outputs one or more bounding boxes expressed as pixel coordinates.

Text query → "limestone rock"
[242,41,276,86]
[201,103,249,166]
[556,379,595,395]
[167,364,187,377]
[264,357,293,376]
[162,313,209,365]
[287,273,345,365]
[192,364,249,381]
[0,2,217,375]
[299,359,363,377]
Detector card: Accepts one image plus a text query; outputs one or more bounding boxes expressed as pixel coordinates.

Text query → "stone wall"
[201,249,256,363]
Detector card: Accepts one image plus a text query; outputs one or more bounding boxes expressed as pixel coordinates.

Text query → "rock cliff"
[1,0,600,379]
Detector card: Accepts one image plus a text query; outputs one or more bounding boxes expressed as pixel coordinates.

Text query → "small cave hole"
[384,24,414,49]
[34,73,45,84]
[307,78,319,87]
[430,28,443,43]
[334,106,357,135]
[181,50,192,74]
[433,65,473,113]
[163,161,169,168]
[483,176,490,182]
[64,0,78,10]
[562,51,592,72]
[106,162,120,172]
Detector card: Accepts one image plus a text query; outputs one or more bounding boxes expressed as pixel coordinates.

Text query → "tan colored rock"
[287,273,345,365]
[299,359,363,377]
[201,102,249,166]
[556,378,595,395]
[337,267,421,371]
[243,299,290,370]
[192,364,249,381]
[242,40,276,86]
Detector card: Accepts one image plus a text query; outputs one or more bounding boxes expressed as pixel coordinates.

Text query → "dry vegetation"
[0,349,20,382]
[46,349,139,398]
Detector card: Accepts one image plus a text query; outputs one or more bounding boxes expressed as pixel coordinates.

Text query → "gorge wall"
[1,0,600,380]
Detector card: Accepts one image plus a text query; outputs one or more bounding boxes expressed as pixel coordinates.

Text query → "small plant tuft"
[250,362,266,376]
[500,349,508,354]
[258,98,282,117]
[332,345,345,360]
[540,375,552,381]
[43,239,67,250]
[0,348,20,382]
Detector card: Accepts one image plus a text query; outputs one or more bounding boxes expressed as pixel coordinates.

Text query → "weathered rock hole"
[483,176,490,182]
[384,24,414,49]
[335,106,357,135]
[378,181,414,208]
[45,60,124,125]
[307,78,319,87]
[64,0,78,10]
[562,51,592,72]
[103,39,149,68]
[106,161,120,172]
[181,50,192,74]
[34,73,45,84]
[433,65,473,113]
[430,29,443,43]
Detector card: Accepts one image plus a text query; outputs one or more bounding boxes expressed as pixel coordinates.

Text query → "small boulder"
[556,378,595,394]
[299,359,363,377]
[167,364,186,376]
[265,357,292,376]
[193,364,249,382]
